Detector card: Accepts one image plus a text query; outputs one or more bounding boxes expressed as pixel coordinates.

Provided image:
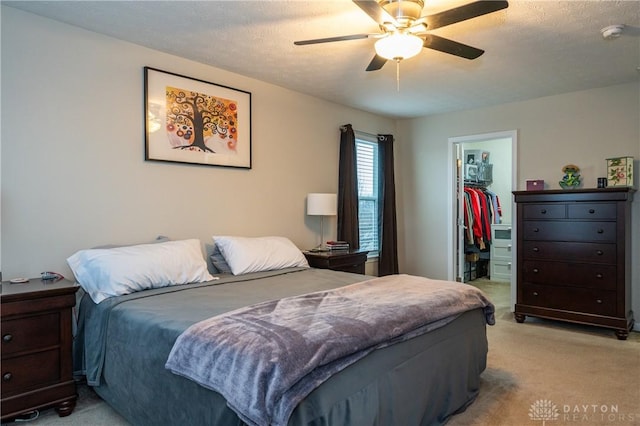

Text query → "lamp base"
[314,216,330,251]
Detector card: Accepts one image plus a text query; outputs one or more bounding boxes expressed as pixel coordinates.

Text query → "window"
[355,133,380,256]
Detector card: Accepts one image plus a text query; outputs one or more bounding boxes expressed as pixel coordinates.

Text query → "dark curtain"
[377,134,399,275]
[337,124,359,249]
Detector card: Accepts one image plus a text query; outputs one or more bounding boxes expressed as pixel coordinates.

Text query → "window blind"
[356,136,380,255]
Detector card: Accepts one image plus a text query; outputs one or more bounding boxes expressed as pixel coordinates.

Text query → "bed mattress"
[74,267,490,425]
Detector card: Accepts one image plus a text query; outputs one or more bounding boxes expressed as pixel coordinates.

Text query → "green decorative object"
[559,164,581,189]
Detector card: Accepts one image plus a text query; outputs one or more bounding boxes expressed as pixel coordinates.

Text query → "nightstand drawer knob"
[533,292,539,296]
[596,250,603,256]
[3,372,12,382]
[596,299,603,304]
[2,334,12,343]
[532,247,539,252]
[597,228,604,234]
[533,268,539,273]
[596,273,603,279]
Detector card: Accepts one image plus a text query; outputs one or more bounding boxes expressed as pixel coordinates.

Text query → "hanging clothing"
[463,186,502,250]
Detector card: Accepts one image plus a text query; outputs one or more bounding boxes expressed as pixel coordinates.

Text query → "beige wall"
[2,7,639,322]
[0,7,394,279]
[396,82,640,327]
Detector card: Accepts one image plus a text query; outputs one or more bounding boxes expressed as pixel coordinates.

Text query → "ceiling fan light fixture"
[375,32,423,61]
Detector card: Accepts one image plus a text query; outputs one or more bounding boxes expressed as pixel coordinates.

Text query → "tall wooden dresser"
[513,188,634,339]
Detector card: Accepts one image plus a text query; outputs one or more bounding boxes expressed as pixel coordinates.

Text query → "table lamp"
[307,193,337,249]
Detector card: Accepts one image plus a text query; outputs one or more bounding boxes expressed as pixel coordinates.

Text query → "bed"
[70,237,494,426]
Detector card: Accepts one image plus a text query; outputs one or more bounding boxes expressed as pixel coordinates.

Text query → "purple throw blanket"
[165,274,495,426]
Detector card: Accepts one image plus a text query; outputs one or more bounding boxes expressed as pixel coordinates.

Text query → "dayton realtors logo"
[529,399,638,424]
[529,399,560,425]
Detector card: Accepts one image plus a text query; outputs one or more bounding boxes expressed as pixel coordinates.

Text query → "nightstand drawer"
[1,313,60,356]
[1,349,60,396]
[303,250,369,274]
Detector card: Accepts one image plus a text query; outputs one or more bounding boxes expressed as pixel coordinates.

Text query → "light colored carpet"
[9,279,639,425]
[449,279,640,426]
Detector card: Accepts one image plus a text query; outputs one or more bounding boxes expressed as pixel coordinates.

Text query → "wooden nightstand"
[1,278,79,420]
[304,250,369,274]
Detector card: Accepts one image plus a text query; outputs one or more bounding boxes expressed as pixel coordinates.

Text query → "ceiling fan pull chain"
[396,60,400,92]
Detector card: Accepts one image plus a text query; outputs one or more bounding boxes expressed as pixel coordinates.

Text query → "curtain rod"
[355,130,378,139]
[340,126,387,142]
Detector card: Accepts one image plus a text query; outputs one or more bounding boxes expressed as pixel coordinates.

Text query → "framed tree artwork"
[144,67,252,169]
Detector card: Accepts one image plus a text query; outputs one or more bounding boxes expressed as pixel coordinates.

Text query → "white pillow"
[213,236,309,275]
[67,239,214,304]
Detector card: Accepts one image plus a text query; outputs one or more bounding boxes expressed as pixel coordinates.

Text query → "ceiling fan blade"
[423,34,484,59]
[366,54,388,71]
[294,34,372,45]
[424,0,508,30]
[353,0,398,26]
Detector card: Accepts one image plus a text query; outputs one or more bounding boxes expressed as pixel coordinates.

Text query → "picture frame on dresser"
[512,188,634,340]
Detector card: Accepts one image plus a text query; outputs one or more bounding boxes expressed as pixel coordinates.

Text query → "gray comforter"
[165,274,495,426]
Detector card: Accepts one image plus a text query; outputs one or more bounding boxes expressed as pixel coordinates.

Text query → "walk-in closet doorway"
[448,130,518,311]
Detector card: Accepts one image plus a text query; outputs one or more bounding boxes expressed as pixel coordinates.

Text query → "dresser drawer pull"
[533,227,539,233]
[2,372,12,382]
[540,209,547,214]
[2,334,12,343]
[533,292,539,296]
[596,273,603,279]
[532,247,539,252]
[596,250,604,256]
[597,228,604,234]
[596,299,603,304]
[589,209,595,214]
[533,268,539,273]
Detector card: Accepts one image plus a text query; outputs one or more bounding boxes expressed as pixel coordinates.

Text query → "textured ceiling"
[4,0,640,118]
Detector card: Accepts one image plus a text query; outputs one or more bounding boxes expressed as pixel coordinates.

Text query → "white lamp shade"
[307,193,337,216]
[374,33,423,61]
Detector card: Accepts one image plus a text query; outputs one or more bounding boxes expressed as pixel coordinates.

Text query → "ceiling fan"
[294,0,509,71]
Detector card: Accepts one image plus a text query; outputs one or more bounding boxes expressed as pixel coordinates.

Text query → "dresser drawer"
[492,245,512,259]
[1,349,60,397]
[1,313,60,356]
[492,236,512,249]
[567,203,616,220]
[520,284,616,316]
[490,260,511,282]
[522,261,616,290]
[523,221,616,242]
[521,241,616,263]
[491,224,512,243]
[523,204,565,219]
